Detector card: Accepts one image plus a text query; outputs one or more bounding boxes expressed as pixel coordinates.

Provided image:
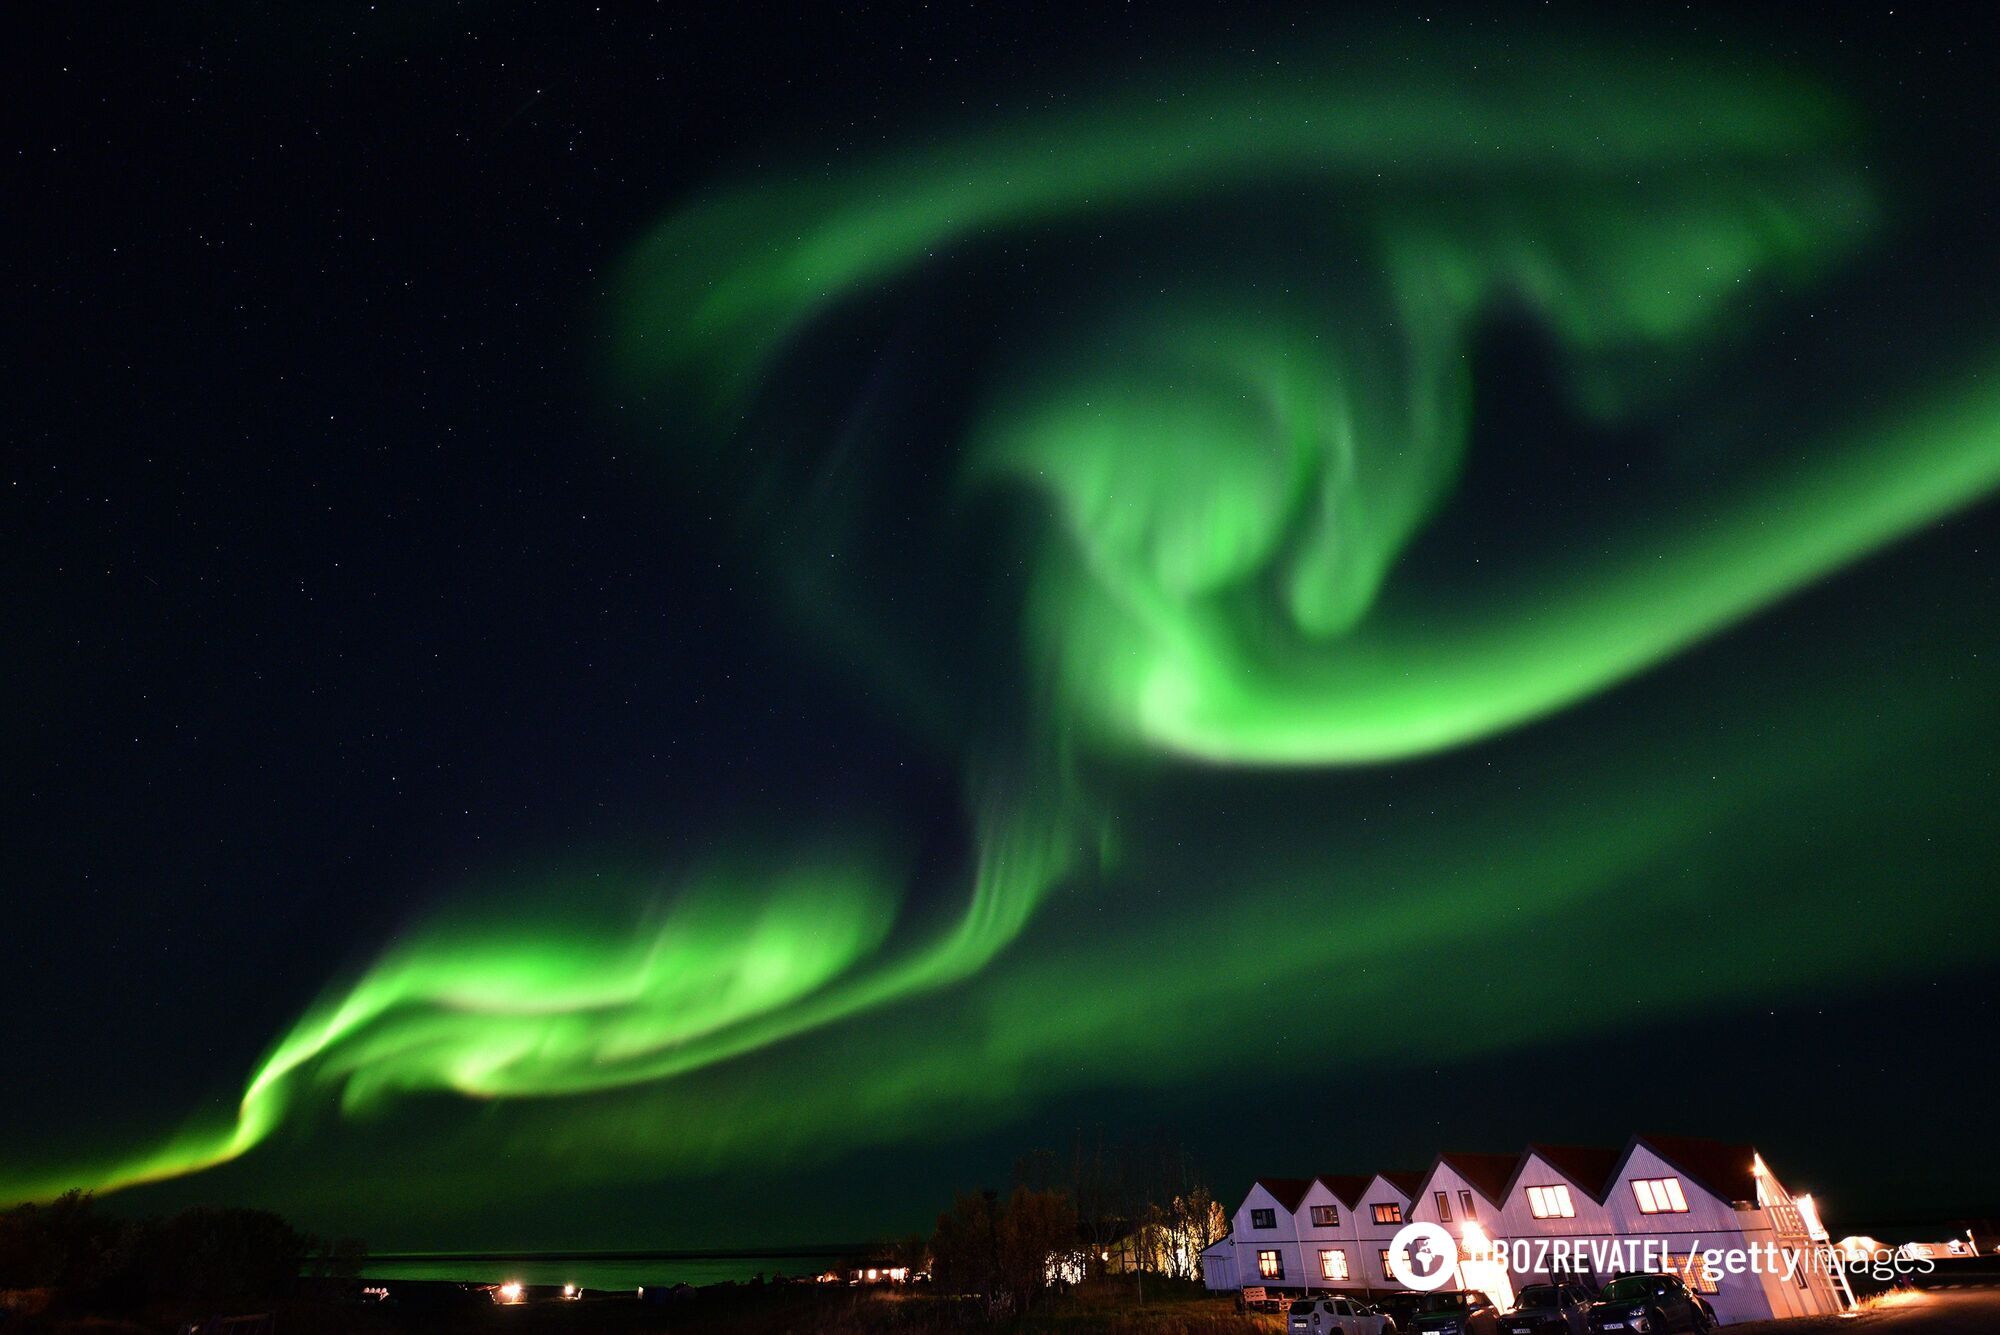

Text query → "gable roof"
[1513,1144,1622,1204]
[1628,1133,1762,1206]
[1236,1134,1771,1225]
[1430,1151,1522,1206]
[1315,1174,1376,1209]
[1254,1176,1315,1213]
[1381,1170,1424,1199]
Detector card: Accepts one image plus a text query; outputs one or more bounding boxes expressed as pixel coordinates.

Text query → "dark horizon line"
[363,1245,876,1262]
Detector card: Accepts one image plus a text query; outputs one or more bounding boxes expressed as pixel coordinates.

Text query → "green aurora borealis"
[10,35,2000,1223]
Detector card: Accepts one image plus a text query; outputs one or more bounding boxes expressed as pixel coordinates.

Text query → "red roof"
[1381,1171,1425,1198]
[1315,1174,1376,1209]
[1432,1152,1522,1206]
[1240,1134,1772,1220]
[1517,1144,1623,1204]
[1631,1134,1763,1206]
[1255,1176,1315,1213]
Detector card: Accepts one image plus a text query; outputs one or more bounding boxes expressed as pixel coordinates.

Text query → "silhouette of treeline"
[903,1134,1228,1317]
[0,1190,364,1314]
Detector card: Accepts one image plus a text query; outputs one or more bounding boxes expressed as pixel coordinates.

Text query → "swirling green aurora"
[12,41,2000,1208]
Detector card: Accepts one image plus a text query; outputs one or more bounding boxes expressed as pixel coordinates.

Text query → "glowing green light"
[11,37,1998,1212]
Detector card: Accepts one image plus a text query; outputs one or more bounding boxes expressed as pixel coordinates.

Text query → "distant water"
[362,1252,856,1292]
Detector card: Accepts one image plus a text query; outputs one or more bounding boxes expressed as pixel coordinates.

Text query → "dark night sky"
[8,3,1998,1250]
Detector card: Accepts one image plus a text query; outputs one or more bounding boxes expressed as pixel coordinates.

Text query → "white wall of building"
[1293,1179,1365,1292]
[1492,1152,1619,1286]
[1352,1174,1417,1292]
[1214,1139,1849,1326]
[1200,1236,1238,1291]
[1230,1181,1305,1289]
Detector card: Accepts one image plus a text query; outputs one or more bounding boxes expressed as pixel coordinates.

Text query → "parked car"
[1375,1292,1429,1333]
[1409,1289,1501,1335]
[1503,1283,1596,1334]
[1288,1294,1399,1335]
[1585,1274,1714,1333]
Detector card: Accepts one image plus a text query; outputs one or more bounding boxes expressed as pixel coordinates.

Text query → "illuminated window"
[1632,1177,1690,1214]
[1661,1252,1719,1294]
[1311,1205,1340,1228]
[1258,1250,1283,1279]
[1321,1249,1349,1280]
[1380,1250,1395,1279]
[1251,1208,1276,1229]
[1435,1191,1453,1222]
[1460,1190,1477,1220]
[1373,1203,1403,1225]
[1528,1185,1576,1219]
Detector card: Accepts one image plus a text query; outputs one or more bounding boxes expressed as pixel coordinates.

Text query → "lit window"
[1258,1250,1283,1279]
[1666,1254,1720,1295]
[1251,1208,1276,1229]
[1379,1249,1394,1279]
[1632,1178,1690,1214]
[1460,1190,1476,1220]
[1435,1191,1453,1222]
[1321,1249,1349,1280]
[1311,1204,1340,1228]
[1528,1185,1576,1219]
[1373,1203,1403,1225]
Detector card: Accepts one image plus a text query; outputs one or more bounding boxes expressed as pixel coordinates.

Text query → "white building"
[1205,1134,1851,1325]
[1222,1170,1425,1296]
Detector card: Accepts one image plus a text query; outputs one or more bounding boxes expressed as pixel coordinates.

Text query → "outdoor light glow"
[5,32,1999,1211]
[1795,1194,1829,1243]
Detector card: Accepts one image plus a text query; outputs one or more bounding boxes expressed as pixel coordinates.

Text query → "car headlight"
[1626,1311,1650,1333]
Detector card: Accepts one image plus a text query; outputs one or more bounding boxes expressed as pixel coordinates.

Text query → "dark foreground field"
[11,1276,1998,1333]
[1729,1288,2000,1335]
[0,1277,1284,1334]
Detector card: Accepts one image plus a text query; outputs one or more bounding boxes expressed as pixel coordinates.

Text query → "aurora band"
[12,41,2000,1204]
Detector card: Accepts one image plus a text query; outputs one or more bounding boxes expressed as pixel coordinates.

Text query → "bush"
[0,1190,362,1311]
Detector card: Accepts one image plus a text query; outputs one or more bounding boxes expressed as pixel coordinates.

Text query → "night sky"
[9,3,1999,1252]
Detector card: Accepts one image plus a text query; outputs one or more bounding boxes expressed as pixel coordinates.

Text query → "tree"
[996,1186,1079,1313]
[1164,1187,1228,1282]
[138,1205,309,1303]
[1065,1129,1130,1277]
[931,1190,1000,1306]
[0,1193,337,1309]
[0,1191,122,1292]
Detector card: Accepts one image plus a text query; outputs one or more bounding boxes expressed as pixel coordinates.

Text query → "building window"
[1258,1250,1283,1279]
[1321,1249,1349,1280]
[1311,1204,1340,1228]
[1251,1208,1276,1230]
[1460,1190,1477,1220]
[1434,1191,1453,1222]
[1528,1185,1576,1219]
[1380,1250,1395,1279]
[1662,1251,1719,1295]
[1632,1177,1690,1214]
[1373,1203,1403,1225]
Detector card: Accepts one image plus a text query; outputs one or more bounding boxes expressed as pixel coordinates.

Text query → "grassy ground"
[3,1278,1285,1334]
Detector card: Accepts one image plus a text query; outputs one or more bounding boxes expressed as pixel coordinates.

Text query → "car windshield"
[1600,1277,1656,1302]
[1515,1285,1558,1307]
[1421,1292,1473,1311]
